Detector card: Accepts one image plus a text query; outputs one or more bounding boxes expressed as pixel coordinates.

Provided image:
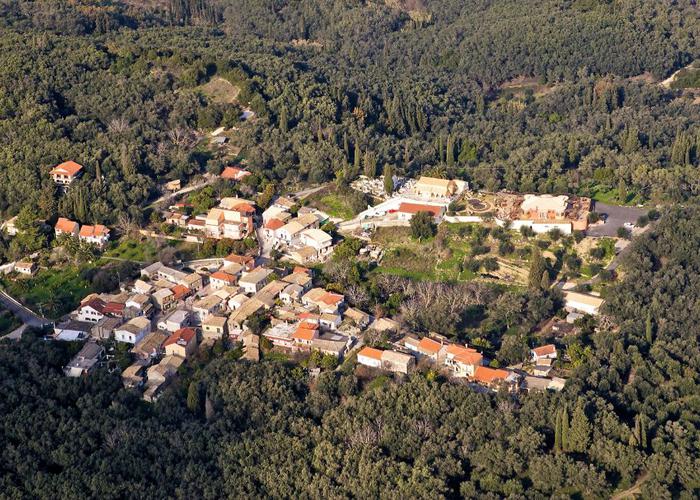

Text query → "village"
[0,159,637,402]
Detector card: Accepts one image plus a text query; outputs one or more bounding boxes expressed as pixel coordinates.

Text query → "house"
[191,295,223,324]
[64,342,104,377]
[50,160,83,186]
[54,217,79,237]
[221,166,251,181]
[357,346,383,368]
[253,280,288,308]
[473,366,519,391]
[381,350,415,374]
[132,331,169,361]
[533,364,553,377]
[311,332,350,358]
[14,261,37,276]
[91,317,122,340]
[282,271,313,291]
[417,337,445,362]
[344,308,371,329]
[228,298,265,328]
[263,218,286,239]
[396,203,446,222]
[157,309,189,332]
[76,298,107,323]
[182,272,204,292]
[280,283,304,304]
[121,363,146,388]
[299,228,333,252]
[170,284,190,302]
[114,316,151,344]
[146,355,184,387]
[288,246,318,265]
[54,320,93,341]
[202,315,228,340]
[302,288,344,314]
[242,332,260,361]
[79,225,110,247]
[165,179,182,191]
[445,345,483,377]
[210,270,237,290]
[164,212,189,227]
[319,313,342,330]
[239,268,273,294]
[564,291,604,315]
[229,293,250,310]
[291,321,320,348]
[133,279,154,295]
[531,344,557,363]
[296,213,322,229]
[153,288,176,311]
[204,203,255,240]
[276,220,305,245]
[262,321,297,349]
[187,218,206,232]
[1,216,18,236]
[371,317,401,333]
[221,261,245,278]
[224,253,255,271]
[164,327,198,359]
[414,176,467,198]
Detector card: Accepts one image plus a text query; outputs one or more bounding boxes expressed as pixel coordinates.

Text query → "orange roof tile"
[210,271,237,283]
[532,344,557,357]
[50,160,83,176]
[79,224,109,238]
[473,366,510,384]
[225,254,254,266]
[454,351,483,366]
[170,284,190,300]
[265,218,285,230]
[319,292,343,306]
[221,166,251,180]
[292,327,318,341]
[103,302,125,315]
[299,321,319,330]
[446,344,478,356]
[55,217,79,233]
[418,337,442,355]
[358,346,383,361]
[293,266,310,275]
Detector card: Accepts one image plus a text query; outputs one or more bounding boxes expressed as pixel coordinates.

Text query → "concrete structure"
[202,315,228,340]
[413,176,468,199]
[564,291,604,315]
[79,225,110,247]
[114,316,151,344]
[520,194,569,220]
[357,347,383,368]
[157,309,189,332]
[64,341,104,377]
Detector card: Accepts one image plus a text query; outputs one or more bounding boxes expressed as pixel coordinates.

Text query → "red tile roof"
[164,327,196,347]
[473,366,510,384]
[103,302,125,315]
[50,161,83,176]
[265,218,285,230]
[446,344,478,356]
[358,347,383,361]
[79,225,109,238]
[170,284,190,300]
[81,298,106,313]
[292,327,318,341]
[55,217,79,234]
[454,351,483,366]
[210,271,237,284]
[532,344,557,357]
[397,203,443,217]
[221,166,251,180]
[225,254,254,267]
[319,292,343,306]
[418,337,442,355]
[293,266,310,275]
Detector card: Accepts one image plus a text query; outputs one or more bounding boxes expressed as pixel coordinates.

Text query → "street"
[0,290,50,340]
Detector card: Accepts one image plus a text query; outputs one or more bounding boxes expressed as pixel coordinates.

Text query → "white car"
[623,222,635,230]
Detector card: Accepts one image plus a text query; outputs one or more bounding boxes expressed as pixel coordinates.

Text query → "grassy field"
[104,238,158,262]
[306,186,368,220]
[197,77,240,104]
[0,267,93,319]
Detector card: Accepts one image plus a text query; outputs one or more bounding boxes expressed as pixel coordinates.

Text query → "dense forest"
[1,210,700,497]
[1,0,700,235]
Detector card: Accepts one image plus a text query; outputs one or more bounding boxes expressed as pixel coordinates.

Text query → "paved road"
[0,290,50,340]
[587,202,645,237]
[291,184,329,201]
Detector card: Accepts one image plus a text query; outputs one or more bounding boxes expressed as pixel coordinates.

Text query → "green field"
[104,238,158,262]
[0,267,93,320]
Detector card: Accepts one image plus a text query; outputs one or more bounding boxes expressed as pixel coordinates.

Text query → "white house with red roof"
[220,166,251,181]
[79,225,110,247]
[54,217,80,237]
[163,327,198,359]
[209,270,237,290]
[50,161,84,186]
[531,344,557,363]
[396,202,446,222]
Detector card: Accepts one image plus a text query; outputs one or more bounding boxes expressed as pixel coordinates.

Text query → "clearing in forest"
[198,77,241,104]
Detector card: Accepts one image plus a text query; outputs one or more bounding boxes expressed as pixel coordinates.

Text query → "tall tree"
[528,247,547,290]
[383,164,394,194]
[568,402,590,453]
[187,381,201,414]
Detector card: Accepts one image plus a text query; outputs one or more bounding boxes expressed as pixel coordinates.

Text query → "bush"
[588,212,601,223]
[617,227,631,239]
[647,209,661,221]
[636,214,649,227]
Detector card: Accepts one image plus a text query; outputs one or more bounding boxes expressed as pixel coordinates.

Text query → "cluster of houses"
[357,334,565,393]
[59,252,372,400]
[262,197,335,264]
[164,197,256,241]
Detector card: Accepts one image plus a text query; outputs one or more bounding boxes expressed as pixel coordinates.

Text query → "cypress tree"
[568,403,590,453]
[561,405,570,452]
[343,132,349,161]
[645,311,653,344]
[383,164,394,194]
[279,106,288,134]
[364,151,377,179]
[640,415,647,449]
[187,381,201,414]
[446,135,455,167]
[403,143,410,168]
[528,247,547,290]
[354,141,361,173]
[554,409,563,452]
[540,270,551,290]
[618,178,627,203]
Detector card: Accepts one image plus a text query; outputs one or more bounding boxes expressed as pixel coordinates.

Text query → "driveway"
[587,202,645,237]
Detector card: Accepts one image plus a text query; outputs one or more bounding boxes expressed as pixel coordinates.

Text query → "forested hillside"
[2,210,700,498]
[0,0,699,237]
